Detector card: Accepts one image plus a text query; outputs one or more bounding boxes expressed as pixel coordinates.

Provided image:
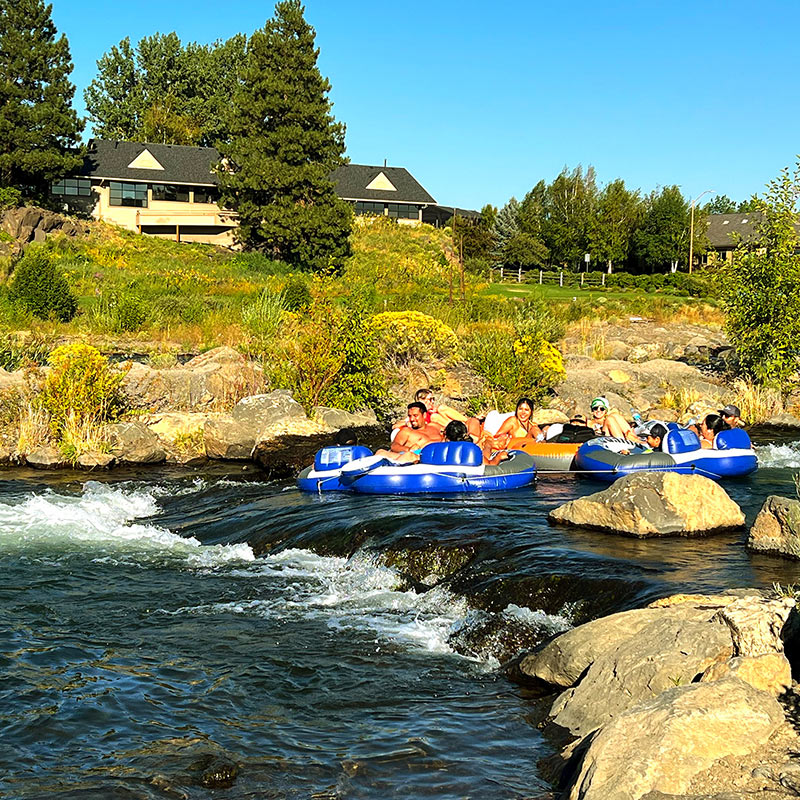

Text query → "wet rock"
[25,445,66,469]
[701,653,792,696]
[548,612,733,737]
[107,421,166,464]
[567,679,784,800]
[199,755,239,788]
[549,472,745,537]
[749,496,800,560]
[448,606,570,663]
[76,451,115,470]
[380,541,479,587]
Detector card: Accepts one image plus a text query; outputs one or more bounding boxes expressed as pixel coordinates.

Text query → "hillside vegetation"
[0,215,720,415]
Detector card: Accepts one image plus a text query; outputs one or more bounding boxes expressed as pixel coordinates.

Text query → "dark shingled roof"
[705,212,764,248]
[329,164,436,204]
[81,139,221,186]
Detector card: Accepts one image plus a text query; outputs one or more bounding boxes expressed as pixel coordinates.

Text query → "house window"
[388,203,419,220]
[109,182,148,207]
[354,201,385,216]
[151,184,190,202]
[51,177,92,197]
[192,187,218,204]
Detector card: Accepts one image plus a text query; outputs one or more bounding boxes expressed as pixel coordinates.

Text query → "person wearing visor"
[719,404,745,429]
[589,396,642,443]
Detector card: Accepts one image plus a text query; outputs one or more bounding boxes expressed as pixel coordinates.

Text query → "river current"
[4,434,800,799]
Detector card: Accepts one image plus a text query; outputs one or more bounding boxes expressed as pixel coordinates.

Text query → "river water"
[4,434,800,799]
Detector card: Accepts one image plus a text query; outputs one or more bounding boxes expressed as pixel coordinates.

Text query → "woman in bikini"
[491,397,542,449]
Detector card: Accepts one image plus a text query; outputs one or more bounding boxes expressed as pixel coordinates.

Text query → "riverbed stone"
[548,612,734,737]
[25,445,66,469]
[566,679,784,800]
[748,496,800,560]
[106,421,166,464]
[549,472,745,537]
[76,451,116,470]
[700,653,792,696]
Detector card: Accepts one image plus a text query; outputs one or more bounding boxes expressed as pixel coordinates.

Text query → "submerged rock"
[549,472,745,537]
[379,541,479,587]
[566,679,784,800]
[749,496,800,560]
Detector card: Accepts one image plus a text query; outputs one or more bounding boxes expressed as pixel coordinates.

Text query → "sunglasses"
[591,406,605,412]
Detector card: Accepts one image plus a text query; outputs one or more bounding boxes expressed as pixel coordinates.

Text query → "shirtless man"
[414,388,485,441]
[375,402,442,464]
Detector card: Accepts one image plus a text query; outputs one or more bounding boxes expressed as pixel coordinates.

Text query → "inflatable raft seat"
[664,428,701,454]
[419,441,483,467]
[715,428,751,450]
[314,445,372,471]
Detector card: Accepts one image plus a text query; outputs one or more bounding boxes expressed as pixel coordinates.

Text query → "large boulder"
[120,346,264,411]
[566,679,784,800]
[143,411,209,464]
[204,390,311,460]
[106,421,166,464]
[715,596,796,657]
[701,653,792,696]
[1,206,87,249]
[549,472,745,537]
[312,405,379,430]
[748,496,800,560]
[25,445,66,469]
[548,611,733,737]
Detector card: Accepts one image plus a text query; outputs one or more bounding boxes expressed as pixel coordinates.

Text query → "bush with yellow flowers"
[370,310,459,366]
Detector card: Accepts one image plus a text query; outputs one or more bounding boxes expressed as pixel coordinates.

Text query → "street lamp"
[688,189,714,274]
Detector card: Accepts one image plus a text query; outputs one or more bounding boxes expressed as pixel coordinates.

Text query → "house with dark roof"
[703,212,763,263]
[51,139,237,245]
[329,163,436,223]
[51,141,442,242]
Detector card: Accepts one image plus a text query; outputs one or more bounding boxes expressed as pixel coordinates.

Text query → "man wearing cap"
[590,396,643,443]
[719,404,745,428]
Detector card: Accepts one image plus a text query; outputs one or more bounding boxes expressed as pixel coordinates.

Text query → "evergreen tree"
[492,197,520,262]
[705,194,737,214]
[0,0,83,199]
[217,0,351,270]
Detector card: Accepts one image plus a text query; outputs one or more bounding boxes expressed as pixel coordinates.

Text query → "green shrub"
[226,251,287,275]
[281,276,311,312]
[0,333,51,370]
[0,187,22,209]
[39,343,124,436]
[9,246,78,321]
[94,288,149,333]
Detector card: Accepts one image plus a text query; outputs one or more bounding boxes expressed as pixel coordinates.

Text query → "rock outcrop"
[549,472,745,537]
[120,346,264,411]
[0,206,88,256]
[567,678,784,800]
[106,421,166,464]
[749,496,800,560]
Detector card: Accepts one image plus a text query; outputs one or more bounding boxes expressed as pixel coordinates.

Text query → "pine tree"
[217,0,351,270]
[0,0,83,199]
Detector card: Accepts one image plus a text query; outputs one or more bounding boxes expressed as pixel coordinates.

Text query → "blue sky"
[52,0,799,210]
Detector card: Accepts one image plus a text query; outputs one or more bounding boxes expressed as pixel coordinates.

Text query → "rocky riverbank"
[508,589,800,800]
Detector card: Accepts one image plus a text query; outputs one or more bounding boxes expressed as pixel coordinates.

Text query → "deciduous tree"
[217,0,351,270]
[588,179,642,273]
[633,186,690,272]
[0,0,83,199]
[720,162,800,389]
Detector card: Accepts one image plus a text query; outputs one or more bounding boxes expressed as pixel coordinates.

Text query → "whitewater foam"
[756,442,800,469]
[0,480,254,567]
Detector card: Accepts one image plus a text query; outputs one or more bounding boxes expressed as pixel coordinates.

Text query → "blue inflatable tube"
[297,441,536,494]
[575,427,758,482]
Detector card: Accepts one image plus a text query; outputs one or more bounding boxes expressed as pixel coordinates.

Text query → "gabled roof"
[329,164,436,204]
[705,212,763,248]
[81,139,221,186]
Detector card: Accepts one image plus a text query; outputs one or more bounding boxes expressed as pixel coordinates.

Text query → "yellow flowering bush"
[370,310,459,365]
[39,343,124,436]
